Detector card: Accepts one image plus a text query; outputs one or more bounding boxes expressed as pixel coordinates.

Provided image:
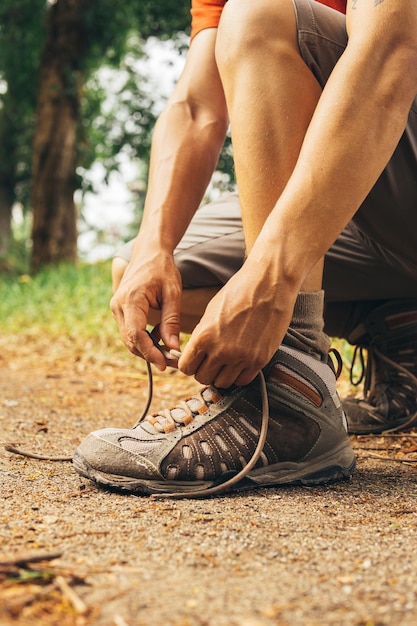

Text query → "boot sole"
[73,443,356,497]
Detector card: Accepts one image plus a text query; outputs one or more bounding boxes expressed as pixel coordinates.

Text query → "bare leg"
[112,256,218,334]
[216,0,323,289]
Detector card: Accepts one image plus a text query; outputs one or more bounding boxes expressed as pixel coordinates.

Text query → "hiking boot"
[343,299,417,434]
[73,345,355,498]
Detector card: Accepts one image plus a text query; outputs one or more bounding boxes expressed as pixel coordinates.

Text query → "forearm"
[138,99,228,252]
[136,29,229,255]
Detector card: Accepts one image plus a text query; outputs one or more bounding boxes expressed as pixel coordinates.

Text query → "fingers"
[179,337,263,388]
[149,326,181,367]
[110,296,167,370]
[178,337,207,379]
[203,363,258,388]
[109,255,182,370]
[158,280,182,354]
[180,354,259,388]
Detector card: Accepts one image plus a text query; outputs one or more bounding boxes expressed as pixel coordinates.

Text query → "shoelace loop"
[349,345,366,387]
[329,347,343,380]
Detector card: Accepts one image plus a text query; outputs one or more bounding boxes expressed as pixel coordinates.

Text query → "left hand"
[178,260,298,387]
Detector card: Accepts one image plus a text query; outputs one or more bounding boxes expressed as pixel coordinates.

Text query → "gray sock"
[283,291,330,360]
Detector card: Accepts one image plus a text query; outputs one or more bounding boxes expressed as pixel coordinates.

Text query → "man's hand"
[178,258,298,388]
[110,247,182,371]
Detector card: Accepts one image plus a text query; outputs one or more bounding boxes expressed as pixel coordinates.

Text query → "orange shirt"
[316,0,347,12]
[190,0,347,40]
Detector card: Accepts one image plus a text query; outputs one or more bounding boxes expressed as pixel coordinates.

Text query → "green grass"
[0,261,125,357]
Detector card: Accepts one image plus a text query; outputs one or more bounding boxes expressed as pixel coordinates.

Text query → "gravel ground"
[1,333,417,626]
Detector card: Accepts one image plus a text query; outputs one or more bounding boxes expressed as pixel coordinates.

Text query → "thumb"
[159,297,181,352]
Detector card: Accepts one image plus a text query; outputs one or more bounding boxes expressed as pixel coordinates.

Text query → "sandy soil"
[1,333,417,626]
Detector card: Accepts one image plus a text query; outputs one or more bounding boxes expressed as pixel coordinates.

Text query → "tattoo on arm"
[351,0,385,9]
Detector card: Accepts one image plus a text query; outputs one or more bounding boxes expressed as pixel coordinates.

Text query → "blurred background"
[0,0,235,274]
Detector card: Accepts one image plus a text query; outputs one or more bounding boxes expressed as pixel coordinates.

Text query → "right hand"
[110,246,182,370]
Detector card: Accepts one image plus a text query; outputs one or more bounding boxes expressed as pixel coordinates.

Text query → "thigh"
[175,192,245,288]
[323,224,417,338]
[324,224,417,303]
[293,0,347,87]
[114,193,245,289]
[354,112,417,272]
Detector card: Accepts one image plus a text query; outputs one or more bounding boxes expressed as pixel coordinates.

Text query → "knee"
[215,0,297,72]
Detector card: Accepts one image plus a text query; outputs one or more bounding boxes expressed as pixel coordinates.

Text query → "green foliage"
[81,2,190,71]
[78,35,161,186]
[0,0,236,268]
[0,0,45,209]
[0,0,191,264]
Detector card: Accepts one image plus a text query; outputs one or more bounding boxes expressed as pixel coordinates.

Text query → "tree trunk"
[0,107,18,261]
[31,0,92,272]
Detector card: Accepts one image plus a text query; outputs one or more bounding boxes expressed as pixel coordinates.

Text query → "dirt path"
[1,334,417,626]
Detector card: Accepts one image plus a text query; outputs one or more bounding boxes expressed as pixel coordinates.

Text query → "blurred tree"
[2,1,233,271]
[0,0,45,260]
[30,0,190,271]
[31,0,93,270]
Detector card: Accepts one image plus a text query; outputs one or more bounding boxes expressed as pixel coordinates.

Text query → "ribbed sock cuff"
[283,291,330,359]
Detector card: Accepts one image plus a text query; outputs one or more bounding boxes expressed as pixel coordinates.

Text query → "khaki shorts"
[115,0,417,338]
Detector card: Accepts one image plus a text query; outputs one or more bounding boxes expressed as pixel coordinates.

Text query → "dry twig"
[4,443,72,461]
[55,575,88,615]
[0,551,63,568]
